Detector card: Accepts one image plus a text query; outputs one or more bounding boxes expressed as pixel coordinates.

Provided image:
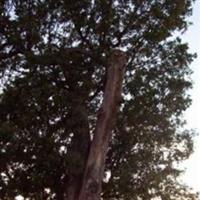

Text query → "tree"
[0,0,198,200]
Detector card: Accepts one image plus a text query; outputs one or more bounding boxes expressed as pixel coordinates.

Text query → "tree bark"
[78,50,127,200]
[65,106,91,200]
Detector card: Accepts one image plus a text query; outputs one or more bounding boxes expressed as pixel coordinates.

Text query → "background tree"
[0,0,198,199]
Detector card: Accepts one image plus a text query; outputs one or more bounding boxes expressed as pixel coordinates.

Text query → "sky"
[181,0,200,192]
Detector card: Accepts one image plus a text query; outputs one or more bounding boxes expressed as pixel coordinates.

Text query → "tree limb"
[78,49,127,200]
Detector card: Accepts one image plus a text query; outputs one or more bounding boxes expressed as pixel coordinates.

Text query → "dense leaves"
[0,0,198,199]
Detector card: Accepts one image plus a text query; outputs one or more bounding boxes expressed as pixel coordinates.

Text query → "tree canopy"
[0,0,198,199]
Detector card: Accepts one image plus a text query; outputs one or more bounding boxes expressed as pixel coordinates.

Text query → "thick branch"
[78,49,127,200]
[0,47,99,64]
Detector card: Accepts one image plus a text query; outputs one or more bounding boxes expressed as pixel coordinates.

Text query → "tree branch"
[78,49,127,200]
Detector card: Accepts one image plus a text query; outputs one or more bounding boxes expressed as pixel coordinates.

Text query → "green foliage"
[0,0,198,199]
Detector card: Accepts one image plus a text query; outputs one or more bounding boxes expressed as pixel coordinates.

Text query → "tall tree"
[0,0,198,200]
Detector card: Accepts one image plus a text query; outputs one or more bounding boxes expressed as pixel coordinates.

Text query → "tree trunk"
[65,178,81,200]
[65,106,91,200]
[78,50,127,200]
